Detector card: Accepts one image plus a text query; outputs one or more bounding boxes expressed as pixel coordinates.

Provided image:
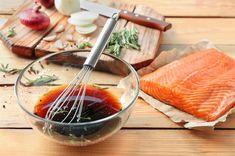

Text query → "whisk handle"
[84,13,119,68]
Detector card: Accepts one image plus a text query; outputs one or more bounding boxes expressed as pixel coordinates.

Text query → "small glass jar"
[55,0,80,16]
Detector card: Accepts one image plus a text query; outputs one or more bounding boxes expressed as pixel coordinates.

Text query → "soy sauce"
[34,85,122,123]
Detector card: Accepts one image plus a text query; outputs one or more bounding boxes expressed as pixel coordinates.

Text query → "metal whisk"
[45,13,119,123]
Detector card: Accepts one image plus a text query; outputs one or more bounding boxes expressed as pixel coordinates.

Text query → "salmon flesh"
[140,48,235,121]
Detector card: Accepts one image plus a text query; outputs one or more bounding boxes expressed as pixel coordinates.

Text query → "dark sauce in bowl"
[34,85,122,123]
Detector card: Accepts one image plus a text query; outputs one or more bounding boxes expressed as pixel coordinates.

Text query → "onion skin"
[35,0,54,8]
[19,6,50,30]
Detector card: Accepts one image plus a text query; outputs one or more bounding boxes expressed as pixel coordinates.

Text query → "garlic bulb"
[55,0,80,16]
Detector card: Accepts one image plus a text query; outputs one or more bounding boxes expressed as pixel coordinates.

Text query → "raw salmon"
[140,48,235,121]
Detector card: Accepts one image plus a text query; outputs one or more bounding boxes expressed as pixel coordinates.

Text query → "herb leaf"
[24,74,58,86]
[77,42,93,49]
[0,63,22,75]
[7,27,16,37]
[106,26,141,57]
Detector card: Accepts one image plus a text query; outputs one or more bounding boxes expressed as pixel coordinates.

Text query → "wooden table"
[1,0,235,155]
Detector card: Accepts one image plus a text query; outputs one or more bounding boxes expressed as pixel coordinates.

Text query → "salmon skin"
[140,48,235,121]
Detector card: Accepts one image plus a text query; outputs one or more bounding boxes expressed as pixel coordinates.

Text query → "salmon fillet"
[140,48,235,121]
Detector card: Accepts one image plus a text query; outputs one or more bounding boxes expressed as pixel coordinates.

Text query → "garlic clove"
[54,39,65,50]
[84,37,91,42]
[55,24,65,33]
[43,35,57,42]
[66,34,75,42]
[77,38,82,45]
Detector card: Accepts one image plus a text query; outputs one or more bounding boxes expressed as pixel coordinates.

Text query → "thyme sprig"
[7,27,16,37]
[77,42,93,49]
[0,63,22,75]
[106,26,141,57]
[24,74,58,86]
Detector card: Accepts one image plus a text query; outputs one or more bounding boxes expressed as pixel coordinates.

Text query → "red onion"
[19,6,50,30]
[35,0,54,8]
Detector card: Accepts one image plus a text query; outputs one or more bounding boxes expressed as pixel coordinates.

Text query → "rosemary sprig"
[54,109,69,115]
[24,74,58,86]
[7,27,16,37]
[106,26,141,57]
[79,117,92,121]
[0,63,22,75]
[77,42,93,49]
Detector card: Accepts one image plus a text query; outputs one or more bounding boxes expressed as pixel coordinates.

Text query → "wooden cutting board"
[0,0,64,58]
[0,0,164,70]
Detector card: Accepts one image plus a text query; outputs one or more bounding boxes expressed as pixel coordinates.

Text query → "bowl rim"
[15,50,140,126]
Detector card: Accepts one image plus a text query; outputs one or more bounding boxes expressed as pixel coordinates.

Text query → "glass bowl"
[15,50,139,146]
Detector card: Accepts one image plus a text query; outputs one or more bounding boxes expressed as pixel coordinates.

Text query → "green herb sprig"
[0,63,22,75]
[7,27,16,37]
[24,74,58,86]
[77,42,93,49]
[106,26,141,57]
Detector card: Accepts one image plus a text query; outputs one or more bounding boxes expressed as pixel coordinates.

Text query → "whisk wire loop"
[46,66,89,120]
[45,14,119,123]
